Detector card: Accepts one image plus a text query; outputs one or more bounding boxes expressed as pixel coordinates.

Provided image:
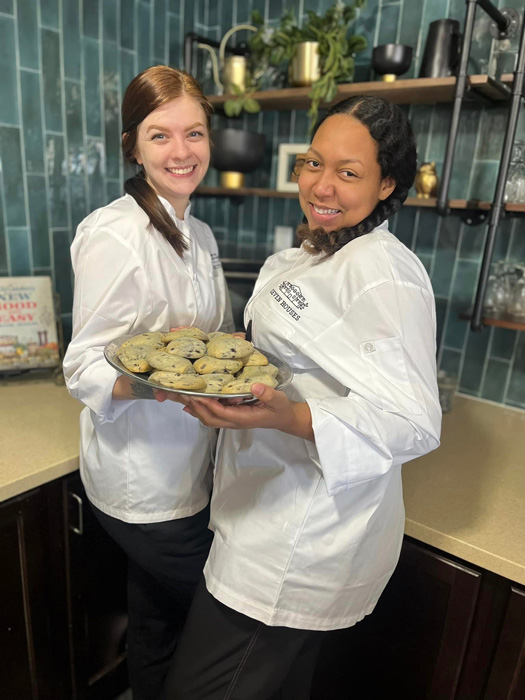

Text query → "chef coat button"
[364,342,375,353]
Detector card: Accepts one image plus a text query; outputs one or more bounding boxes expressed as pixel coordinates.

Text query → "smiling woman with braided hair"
[161,96,442,700]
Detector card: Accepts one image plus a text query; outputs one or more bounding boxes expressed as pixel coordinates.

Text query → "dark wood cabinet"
[63,473,128,700]
[2,479,524,699]
[0,485,69,700]
[0,476,128,700]
[484,586,525,700]
[311,538,525,700]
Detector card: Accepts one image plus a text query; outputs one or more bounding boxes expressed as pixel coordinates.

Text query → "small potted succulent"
[249,1,367,131]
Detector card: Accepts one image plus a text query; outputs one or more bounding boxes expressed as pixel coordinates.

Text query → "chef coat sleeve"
[302,280,442,495]
[63,226,153,425]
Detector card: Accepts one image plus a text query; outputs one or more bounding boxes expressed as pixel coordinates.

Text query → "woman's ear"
[122,132,142,165]
[379,176,396,201]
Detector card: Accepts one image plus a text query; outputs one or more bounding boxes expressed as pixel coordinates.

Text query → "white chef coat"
[204,221,441,630]
[63,193,234,523]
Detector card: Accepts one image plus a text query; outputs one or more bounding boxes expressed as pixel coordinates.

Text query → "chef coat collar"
[157,195,192,226]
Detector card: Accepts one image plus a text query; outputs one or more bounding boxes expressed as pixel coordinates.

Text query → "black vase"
[419,19,461,78]
[211,129,266,188]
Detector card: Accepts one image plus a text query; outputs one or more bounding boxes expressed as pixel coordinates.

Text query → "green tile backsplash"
[0,0,524,410]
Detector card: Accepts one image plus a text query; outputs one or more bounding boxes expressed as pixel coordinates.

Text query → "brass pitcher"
[197,24,259,95]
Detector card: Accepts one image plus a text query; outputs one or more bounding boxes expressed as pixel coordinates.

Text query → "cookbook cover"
[0,276,60,370]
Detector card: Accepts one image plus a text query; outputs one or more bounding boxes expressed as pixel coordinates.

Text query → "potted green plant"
[249,1,367,131]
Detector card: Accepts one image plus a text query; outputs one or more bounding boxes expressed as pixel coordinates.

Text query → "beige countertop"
[0,377,83,501]
[403,394,525,585]
[2,381,524,585]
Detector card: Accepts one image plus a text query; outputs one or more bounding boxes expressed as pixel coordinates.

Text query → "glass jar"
[507,266,525,319]
[505,141,525,203]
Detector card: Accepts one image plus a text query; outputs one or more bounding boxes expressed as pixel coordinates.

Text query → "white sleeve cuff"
[75,359,137,425]
[305,396,439,496]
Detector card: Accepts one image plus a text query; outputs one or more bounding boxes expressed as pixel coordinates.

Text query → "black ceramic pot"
[211,129,266,173]
[372,44,413,80]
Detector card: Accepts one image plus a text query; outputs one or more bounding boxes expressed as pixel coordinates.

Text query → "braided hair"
[297,96,417,258]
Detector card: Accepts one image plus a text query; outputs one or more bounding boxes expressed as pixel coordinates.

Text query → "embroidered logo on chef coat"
[210,252,222,270]
[269,280,308,322]
[278,281,309,311]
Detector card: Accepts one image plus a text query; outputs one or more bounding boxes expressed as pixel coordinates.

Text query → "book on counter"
[0,276,60,371]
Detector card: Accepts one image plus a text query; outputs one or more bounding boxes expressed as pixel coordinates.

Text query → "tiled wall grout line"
[478,325,495,397]
[58,0,74,247]
[502,330,521,405]
[99,0,108,205]
[466,101,485,200]
[373,1,382,48]
[0,163,12,274]
[437,221,465,369]
[117,0,124,189]
[13,0,34,272]
[79,0,91,214]
[456,256,483,392]
[506,215,517,262]
[164,0,170,65]
[427,214,442,280]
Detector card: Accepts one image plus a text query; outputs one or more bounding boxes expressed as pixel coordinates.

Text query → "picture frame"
[276,143,310,192]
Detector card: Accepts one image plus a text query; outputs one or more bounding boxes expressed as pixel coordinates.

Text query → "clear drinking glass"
[437,370,457,414]
[505,141,525,203]
[483,274,499,316]
[507,266,525,319]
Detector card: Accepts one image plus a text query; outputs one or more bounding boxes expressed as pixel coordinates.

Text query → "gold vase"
[220,171,245,189]
[289,42,320,87]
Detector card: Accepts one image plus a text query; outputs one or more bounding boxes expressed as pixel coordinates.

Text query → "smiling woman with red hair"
[63,65,233,700]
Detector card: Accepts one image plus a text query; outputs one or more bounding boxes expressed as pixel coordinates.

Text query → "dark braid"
[297,96,417,257]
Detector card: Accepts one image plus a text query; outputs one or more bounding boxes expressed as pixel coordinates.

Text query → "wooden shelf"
[460,309,525,332]
[207,75,511,111]
[197,187,525,212]
[405,197,525,212]
[197,186,298,199]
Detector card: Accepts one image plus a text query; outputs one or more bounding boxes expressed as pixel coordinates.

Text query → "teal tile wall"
[0,0,524,410]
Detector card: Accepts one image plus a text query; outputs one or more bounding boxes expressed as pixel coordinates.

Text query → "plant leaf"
[243,98,261,113]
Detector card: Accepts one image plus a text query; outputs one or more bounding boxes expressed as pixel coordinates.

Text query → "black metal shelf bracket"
[471,16,525,331]
[437,1,521,218]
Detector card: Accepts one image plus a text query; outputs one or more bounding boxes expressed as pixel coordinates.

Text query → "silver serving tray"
[104,334,293,401]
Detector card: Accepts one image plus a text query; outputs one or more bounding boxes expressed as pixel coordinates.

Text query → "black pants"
[163,578,326,700]
[92,503,213,700]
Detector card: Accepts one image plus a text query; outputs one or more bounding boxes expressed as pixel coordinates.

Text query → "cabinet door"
[484,586,525,700]
[311,538,482,700]
[63,473,129,700]
[0,485,70,700]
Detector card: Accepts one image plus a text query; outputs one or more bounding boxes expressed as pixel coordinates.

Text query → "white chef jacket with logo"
[204,222,441,630]
[63,194,234,523]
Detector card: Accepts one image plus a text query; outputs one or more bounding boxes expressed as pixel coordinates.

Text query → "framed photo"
[0,276,61,371]
[276,143,310,192]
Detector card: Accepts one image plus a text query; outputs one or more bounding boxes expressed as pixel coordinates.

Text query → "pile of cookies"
[117,328,280,395]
